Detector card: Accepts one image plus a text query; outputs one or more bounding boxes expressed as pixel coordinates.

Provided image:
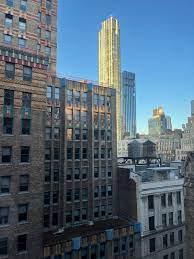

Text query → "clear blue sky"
[57,0,194,133]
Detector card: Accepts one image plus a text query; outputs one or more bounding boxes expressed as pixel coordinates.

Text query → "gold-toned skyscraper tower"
[99,16,121,140]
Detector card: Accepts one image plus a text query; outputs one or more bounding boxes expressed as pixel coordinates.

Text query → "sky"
[57,0,194,133]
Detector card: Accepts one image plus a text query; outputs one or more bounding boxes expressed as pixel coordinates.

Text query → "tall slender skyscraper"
[121,71,136,138]
[99,16,121,140]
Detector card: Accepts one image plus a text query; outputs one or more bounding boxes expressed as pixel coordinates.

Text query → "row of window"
[148,191,182,210]
[66,147,112,160]
[5,62,32,81]
[0,175,29,194]
[3,118,31,135]
[0,234,27,256]
[0,146,30,164]
[6,0,52,11]
[0,204,28,226]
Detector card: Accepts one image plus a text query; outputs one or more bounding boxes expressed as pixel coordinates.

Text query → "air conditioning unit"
[54,227,64,235]
[88,221,94,226]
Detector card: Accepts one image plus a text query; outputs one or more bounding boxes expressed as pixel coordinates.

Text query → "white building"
[117,139,131,157]
[118,165,185,259]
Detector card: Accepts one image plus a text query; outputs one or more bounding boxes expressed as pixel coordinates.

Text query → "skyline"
[57,0,194,133]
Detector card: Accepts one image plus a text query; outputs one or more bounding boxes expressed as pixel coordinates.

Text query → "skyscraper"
[121,71,136,138]
[148,107,168,136]
[99,16,121,140]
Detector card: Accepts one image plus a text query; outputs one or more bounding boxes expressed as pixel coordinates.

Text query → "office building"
[166,116,172,131]
[0,0,57,258]
[121,71,136,139]
[99,16,122,140]
[191,100,194,116]
[148,107,168,136]
[118,165,185,259]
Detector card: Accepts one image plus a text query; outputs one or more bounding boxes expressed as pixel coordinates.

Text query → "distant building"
[117,139,131,157]
[118,165,185,259]
[128,139,156,161]
[99,16,122,140]
[166,116,172,131]
[121,71,136,138]
[148,107,168,136]
[191,100,194,116]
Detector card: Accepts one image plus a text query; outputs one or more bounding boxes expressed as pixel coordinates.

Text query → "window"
[74,168,80,180]
[94,167,99,178]
[177,191,181,205]
[54,147,60,160]
[170,252,175,259]
[82,148,87,159]
[162,213,167,227]
[101,167,106,178]
[74,189,80,201]
[107,148,112,159]
[82,208,87,221]
[107,185,112,196]
[74,91,80,104]
[0,207,9,225]
[23,66,32,82]
[54,128,60,139]
[52,212,58,226]
[178,210,182,224]
[149,216,155,231]
[5,14,13,27]
[178,229,183,242]
[74,110,80,121]
[46,0,52,10]
[44,192,50,205]
[66,189,72,202]
[67,129,73,141]
[66,211,72,224]
[45,30,51,40]
[93,94,98,106]
[45,127,52,140]
[0,176,10,194]
[74,209,80,222]
[101,186,106,197]
[6,0,13,7]
[47,86,52,98]
[108,204,112,216]
[179,249,183,259]
[121,237,126,252]
[67,90,73,103]
[82,92,87,104]
[2,147,12,163]
[101,205,106,217]
[55,88,59,100]
[53,166,59,182]
[18,38,26,48]
[170,232,174,246]
[20,0,27,11]
[67,147,72,160]
[101,148,106,159]
[99,95,105,106]
[4,34,12,44]
[107,130,111,141]
[100,243,105,258]
[38,11,41,22]
[19,175,29,192]
[107,114,111,127]
[0,237,8,256]
[21,146,30,163]
[45,46,51,56]
[94,129,99,140]
[3,118,13,134]
[22,92,31,108]
[19,18,26,31]
[82,188,88,200]
[148,195,154,210]
[163,256,168,259]
[21,119,30,135]
[82,111,87,123]
[75,128,80,140]
[53,191,59,204]
[17,234,27,252]
[75,148,80,160]
[168,193,173,206]
[18,204,28,222]
[163,234,168,248]
[169,212,173,225]
[149,238,155,253]
[45,148,51,160]
[45,15,51,25]
[91,245,97,259]
[161,194,166,207]
[4,89,14,106]
[82,168,88,180]
[94,113,98,125]
[45,164,51,182]
[94,186,99,198]
[106,96,111,107]
[101,130,105,141]
[82,129,88,140]
[94,206,99,218]
[37,28,41,38]
[5,63,15,78]
[44,214,50,228]
[66,168,72,181]
[54,107,60,120]
[108,167,112,178]
[100,113,105,127]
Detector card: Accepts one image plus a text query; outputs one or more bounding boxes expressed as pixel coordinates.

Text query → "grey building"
[121,71,136,139]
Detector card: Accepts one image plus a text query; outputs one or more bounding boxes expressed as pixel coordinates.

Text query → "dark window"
[101,130,105,141]
[44,214,50,228]
[45,164,51,182]
[74,209,80,222]
[94,129,99,140]
[53,166,59,182]
[74,189,80,201]
[66,168,72,181]
[101,205,106,217]
[82,168,88,180]
[169,212,173,225]
[3,118,13,134]
[94,186,99,198]
[148,195,154,210]
[20,0,27,11]
[107,130,111,141]
[54,147,60,160]
[67,147,72,160]
[19,175,29,192]
[100,243,105,258]
[162,213,167,227]
[23,66,32,82]
[82,188,88,200]
[168,193,173,206]
[170,232,174,246]
[82,129,88,140]
[163,234,168,248]
[75,148,80,160]
[21,146,30,163]
[107,148,112,159]
[66,211,72,224]
[163,255,168,259]
[114,239,119,254]
[101,186,106,197]
[178,229,183,242]
[5,14,13,27]
[66,189,72,202]
[2,147,12,163]
[94,206,99,217]
[74,168,80,180]
[5,63,15,79]
[4,89,14,106]
[22,92,31,108]
[107,185,112,196]
[94,167,99,178]
[177,191,181,205]
[54,128,60,139]
[170,252,175,259]
[52,212,58,226]
[0,176,10,194]
[18,204,28,222]
[44,192,50,205]
[45,127,52,140]
[94,148,99,159]
[0,207,9,225]
[53,191,59,204]
[149,238,155,253]
[0,237,8,256]
[108,167,112,177]
[75,128,80,140]
[121,237,126,252]
[45,148,51,160]
[17,234,27,252]
[178,210,182,224]
[179,249,183,259]
[91,245,97,259]
[19,18,26,31]
[161,194,166,207]
[21,119,30,135]
[82,148,87,159]
[82,208,87,220]
[149,216,155,231]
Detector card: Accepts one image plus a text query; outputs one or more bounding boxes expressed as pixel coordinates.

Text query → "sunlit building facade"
[99,16,121,140]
